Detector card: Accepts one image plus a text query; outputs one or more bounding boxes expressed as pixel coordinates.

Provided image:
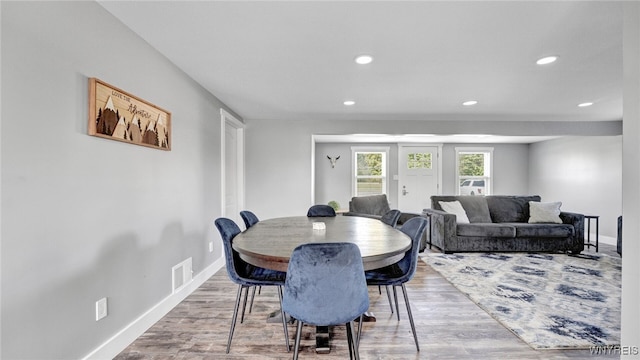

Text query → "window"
[407,152,432,169]
[352,146,389,197]
[456,147,493,196]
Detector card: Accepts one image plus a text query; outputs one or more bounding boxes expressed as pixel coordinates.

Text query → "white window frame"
[351,146,389,197]
[455,147,494,195]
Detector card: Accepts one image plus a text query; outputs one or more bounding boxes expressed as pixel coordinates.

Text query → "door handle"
[402,186,409,196]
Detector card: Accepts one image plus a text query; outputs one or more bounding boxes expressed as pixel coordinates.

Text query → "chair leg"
[384,286,394,314]
[346,322,354,359]
[392,286,400,321]
[378,285,381,294]
[226,284,244,353]
[249,286,257,313]
[401,283,420,351]
[277,286,290,352]
[240,285,250,323]
[346,321,360,360]
[293,320,304,360]
[356,314,363,349]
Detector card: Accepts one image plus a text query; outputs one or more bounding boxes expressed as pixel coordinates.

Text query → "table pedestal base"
[315,326,330,353]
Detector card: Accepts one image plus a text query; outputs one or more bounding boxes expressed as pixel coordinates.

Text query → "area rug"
[424,252,621,349]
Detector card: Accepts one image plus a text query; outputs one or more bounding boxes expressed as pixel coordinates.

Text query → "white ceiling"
[99,1,622,127]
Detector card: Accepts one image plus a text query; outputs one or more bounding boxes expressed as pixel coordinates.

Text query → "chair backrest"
[282,242,369,326]
[394,216,428,282]
[214,217,244,284]
[306,204,336,217]
[239,210,260,229]
[348,194,391,216]
[380,209,402,227]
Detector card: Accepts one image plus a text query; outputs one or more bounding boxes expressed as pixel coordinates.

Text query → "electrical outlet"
[209,241,213,252]
[96,298,108,321]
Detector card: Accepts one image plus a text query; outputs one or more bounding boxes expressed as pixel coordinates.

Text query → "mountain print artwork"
[89,78,171,150]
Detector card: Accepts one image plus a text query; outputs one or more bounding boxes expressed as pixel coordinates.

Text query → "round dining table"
[232,215,411,354]
[232,215,411,272]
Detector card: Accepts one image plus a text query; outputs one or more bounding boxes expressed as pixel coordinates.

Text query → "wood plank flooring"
[115,244,620,359]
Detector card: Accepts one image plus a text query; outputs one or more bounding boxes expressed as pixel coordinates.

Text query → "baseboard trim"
[594,234,616,246]
[82,258,225,360]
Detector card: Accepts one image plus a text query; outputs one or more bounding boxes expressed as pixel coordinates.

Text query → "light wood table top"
[233,215,411,272]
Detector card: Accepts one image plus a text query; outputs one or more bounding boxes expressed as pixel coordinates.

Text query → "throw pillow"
[458,196,492,223]
[438,200,470,224]
[528,201,563,224]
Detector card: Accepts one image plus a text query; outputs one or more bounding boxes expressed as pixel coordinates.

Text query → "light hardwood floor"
[115,243,620,359]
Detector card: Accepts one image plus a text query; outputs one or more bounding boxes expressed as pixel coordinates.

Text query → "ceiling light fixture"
[354,55,373,65]
[578,102,594,107]
[536,56,558,65]
[343,100,355,106]
[462,100,478,106]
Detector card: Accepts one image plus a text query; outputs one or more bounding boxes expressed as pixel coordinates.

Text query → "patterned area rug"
[424,252,621,349]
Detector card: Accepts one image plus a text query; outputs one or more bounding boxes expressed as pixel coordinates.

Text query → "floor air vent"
[172,257,193,293]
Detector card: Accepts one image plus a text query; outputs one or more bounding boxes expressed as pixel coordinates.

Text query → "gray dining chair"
[215,217,290,353]
[282,242,369,359]
[306,204,336,217]
[363,216,428,351]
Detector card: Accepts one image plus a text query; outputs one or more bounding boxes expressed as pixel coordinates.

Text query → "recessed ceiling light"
[578,102,594,107]
[536,56,558,65]
[343,100,355,106]
[354,55,373,65]
[462,100,478,106]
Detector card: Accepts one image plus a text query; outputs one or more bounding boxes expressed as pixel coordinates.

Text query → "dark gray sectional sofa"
[422,195,584,254]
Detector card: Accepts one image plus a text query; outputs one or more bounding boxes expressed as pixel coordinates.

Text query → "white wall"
[529,136,622,241]
[622,2,640,356]
[1,2,230,358]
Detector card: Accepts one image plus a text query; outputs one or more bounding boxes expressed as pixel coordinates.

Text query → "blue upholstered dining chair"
[282,242,369,360]
[380,209,402,227]
[363,216,428,351]
[377,209,402,311]
[239,210,263,312]
[306,204,336,217]
[240,210,260,229]
[214,217,290,353]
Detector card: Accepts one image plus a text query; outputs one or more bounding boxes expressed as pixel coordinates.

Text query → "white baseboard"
[593,234,616,246]
[82,257,225,360]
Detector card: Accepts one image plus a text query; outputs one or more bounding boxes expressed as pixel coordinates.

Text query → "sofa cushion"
[438,200,470,223]
[486,195,542,223]
[458,196,492,223]
[430,195,492,223]
[348,194,391,216]
[528,201,563,224]
[511,223,574,238]
[457,223,516,238]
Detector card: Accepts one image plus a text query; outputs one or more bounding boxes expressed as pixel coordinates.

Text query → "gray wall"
[622,1,640,349]
[315,143,398,210]
[1,2,228,358]
[529,136,622,240]
[315,142,530,210]
[440,143,530,196]
[245,118,621,222]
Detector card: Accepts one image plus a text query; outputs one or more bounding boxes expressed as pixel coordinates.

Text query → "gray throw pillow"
[457,196,492,223]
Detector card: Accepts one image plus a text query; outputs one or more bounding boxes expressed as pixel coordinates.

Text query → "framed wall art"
[89,78,171,150]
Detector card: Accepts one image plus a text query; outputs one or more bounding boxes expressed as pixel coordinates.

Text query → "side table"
[584,215,599,252]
